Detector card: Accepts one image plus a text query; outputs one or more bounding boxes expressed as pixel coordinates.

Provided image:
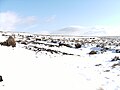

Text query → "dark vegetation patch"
[111,56,120,62]
[0,76,3,82]
[104,70,110,72]
[95,64,102,66]
[115,49,120,53]
[59,42,72,48]
[75,43,81,48]
[89,50,97,55]
[111,63,120,68]
[24,45,80,56]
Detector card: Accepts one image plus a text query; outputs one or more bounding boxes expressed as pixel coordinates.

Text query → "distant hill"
[51,26,107,36]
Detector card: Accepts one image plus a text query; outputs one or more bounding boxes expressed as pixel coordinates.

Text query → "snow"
[0,47,97,90]
[0,32,120,90]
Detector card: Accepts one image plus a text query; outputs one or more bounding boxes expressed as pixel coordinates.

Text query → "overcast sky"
[0,0,120,34]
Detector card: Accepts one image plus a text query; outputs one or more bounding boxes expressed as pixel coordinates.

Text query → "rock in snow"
[0,36,16,47]
[0,76,3,82]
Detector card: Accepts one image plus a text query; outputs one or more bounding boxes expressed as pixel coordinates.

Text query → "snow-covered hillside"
[51,26,120,36]
[52,26,108,36]
[0,31,120,90]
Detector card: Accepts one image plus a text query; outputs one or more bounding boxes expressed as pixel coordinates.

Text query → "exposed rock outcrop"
[0,36,16,47]
[0,76,3,82]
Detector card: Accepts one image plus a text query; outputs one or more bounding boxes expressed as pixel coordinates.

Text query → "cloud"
[0,11,38,31]
[0,11,56,32]
[22,16,38,25]
[22,24,38,31]
[1,11,120,36]
[45,15,56,23]
[0,11,21,31]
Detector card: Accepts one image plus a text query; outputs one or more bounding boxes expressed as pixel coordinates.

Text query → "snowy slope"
[0,31,120,90]
[0,45,101,90]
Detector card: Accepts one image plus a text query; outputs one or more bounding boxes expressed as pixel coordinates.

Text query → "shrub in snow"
[100,44,105,48]
[0,76,3,82]
[51,40,57,43]
[95,64,102,66]
[105,47,109,50]
[112,63,120,68]
[0,41,7,46]
[26,35,33,40]
[36,38,41,41]
[96,44,101,47]
[104,70,110,72]
[59,42,72,48]
[48,44,54,47]
[115,49,120,53]
[89,50,97,55]
[75,43,81,48]
[16,40,22,43]
[21,41,28,45]
[2,34,7,36]
[111,56,120,62]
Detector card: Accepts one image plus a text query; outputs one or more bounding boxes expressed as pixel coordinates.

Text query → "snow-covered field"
[0,31,120,90]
